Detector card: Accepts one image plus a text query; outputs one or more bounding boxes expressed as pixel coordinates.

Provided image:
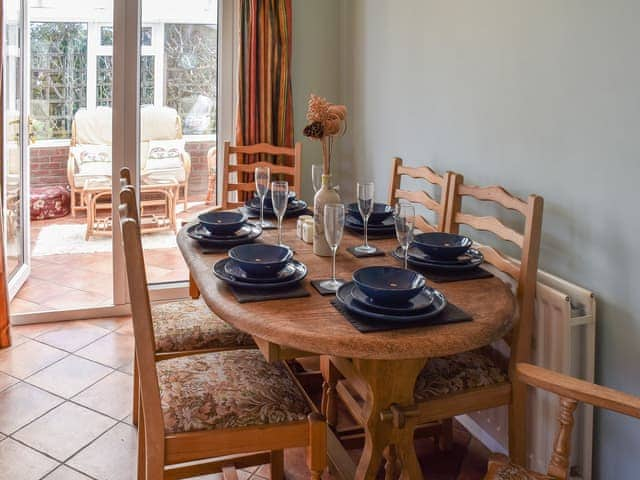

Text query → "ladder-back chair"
[119,187,326,479]
[221,141,302,209]
[387,157,454,233]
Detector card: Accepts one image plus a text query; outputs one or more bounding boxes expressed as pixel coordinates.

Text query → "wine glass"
[312,164,323,193]
[319,203,345,292]
[255,166,271,228]
[394,203,415,269]
[355,182,376,254]
[271,181,289,246]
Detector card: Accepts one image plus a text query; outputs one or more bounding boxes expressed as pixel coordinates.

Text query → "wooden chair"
[387,157,454,233]
[324,175,543,470]
[119,187,327,480]
[485,362,640,479]
[119,168,256,428]
[221,141,302,209]
[205,146,217,203]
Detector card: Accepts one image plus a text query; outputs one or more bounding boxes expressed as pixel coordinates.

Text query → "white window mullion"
[86,23,98,109]
[153,23,164,107]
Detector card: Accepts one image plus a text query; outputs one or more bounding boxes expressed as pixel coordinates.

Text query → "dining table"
[177,217,516,480]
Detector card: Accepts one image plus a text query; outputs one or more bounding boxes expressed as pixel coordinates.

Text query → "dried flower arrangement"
[303,94,347,175]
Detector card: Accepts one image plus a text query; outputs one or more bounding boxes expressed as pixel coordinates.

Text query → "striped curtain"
[0,4,11,349]
[236,0,294,156]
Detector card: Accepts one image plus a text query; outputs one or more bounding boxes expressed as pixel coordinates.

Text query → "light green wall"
[291,0,342,203]
[337,1,640,477]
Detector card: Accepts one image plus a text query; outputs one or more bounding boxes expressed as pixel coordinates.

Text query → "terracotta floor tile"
[9,297,44,314]
[76,332,134,369]
[115,320,134,337]
[0,438,59,480]
[13,402,116,462]
[43,465,93,480]
[73,370,133,420]
[11,321,69,339]
[57,270,115,295]
[26,355,112,398]
[41,289,111,311]
[36,324,109,352]
[0,382,63,434]
[0,340,67,379]
[15,277,80,305]
[67,423,137,480]
[86,316,131,331]
[0,372,19,392]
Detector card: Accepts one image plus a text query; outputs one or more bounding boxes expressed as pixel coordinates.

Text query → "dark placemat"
[311,279,347,296]
[347,246,386,258]
[229,283,311,303]
[331,299,472,333]
[238,206,312,220]
[421,268,494,283]
[345,226,395,239]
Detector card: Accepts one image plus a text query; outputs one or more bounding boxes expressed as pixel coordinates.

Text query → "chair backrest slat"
[222,141,302,209]
[387,157,452,233]
[445,173,544,367]
[118,187,165,445]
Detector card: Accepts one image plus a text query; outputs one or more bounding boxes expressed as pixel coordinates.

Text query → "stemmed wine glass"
[355,182,376,254]
[312,164,323,193]
[255,166,271,228]
[394,202,415,269]
[271,181,289,246]
[319,203,345,292]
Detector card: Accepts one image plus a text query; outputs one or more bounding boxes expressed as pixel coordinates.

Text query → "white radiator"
[456,269,596,479]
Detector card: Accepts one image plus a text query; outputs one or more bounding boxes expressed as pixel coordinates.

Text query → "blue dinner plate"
[224,259,298,283]
[193,223,253,240]
[350,284,435,314]
[187,223,262,247]
[213,257,307,289]
[392,246,484,271]
[345,214,395,229]
[245,199,308,217]
[336,282,447,322]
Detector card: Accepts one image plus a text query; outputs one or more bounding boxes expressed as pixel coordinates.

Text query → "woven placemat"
[331,300,472,333]
[229,283,311,303]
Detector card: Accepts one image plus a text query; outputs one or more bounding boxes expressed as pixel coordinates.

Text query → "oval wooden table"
[178,219,515,480]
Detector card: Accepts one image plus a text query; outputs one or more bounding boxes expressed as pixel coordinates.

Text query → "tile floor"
[0,317,491,480]
[10,199,213,315]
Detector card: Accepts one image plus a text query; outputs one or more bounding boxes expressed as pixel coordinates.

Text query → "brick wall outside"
[29,140,216,198]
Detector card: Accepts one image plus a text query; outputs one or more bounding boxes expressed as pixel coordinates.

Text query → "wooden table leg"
[352,358,427,480]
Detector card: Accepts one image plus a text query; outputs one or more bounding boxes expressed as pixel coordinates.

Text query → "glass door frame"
[4,0,31,300]
[9,0,233,324]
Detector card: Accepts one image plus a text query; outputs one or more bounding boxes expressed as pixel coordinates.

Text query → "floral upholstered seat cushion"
[151,298,255,353]
[484,454,555,480]
[157,349,312,434]
[414,347,508,401]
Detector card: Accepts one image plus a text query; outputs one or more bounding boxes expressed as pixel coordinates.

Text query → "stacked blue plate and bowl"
[344,203,395,236]
[213,244,308,289]
[335,266,447,322]
[187,210,262,247]
[392,232,484,271]
[245,192,308,217]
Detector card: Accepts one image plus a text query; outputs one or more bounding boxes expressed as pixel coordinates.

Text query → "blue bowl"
[412,232,473,259]
[228,244,294,277]
[352,266,426,305]
[347,202,393,224]
[198,211,248,235]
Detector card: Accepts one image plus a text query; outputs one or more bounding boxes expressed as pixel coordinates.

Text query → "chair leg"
[307,413,327,480]
[189,273,200,299]
[132,352,140,427]
[270,450,284,480]
[509,380,528,466]
[137,404,146,480]
[438,418,453,452]
[183,183,189,211]
[320,356,339,428]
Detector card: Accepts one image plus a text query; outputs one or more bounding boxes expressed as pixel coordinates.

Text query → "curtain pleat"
[236,0,294,167]
[0,3,12,349]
